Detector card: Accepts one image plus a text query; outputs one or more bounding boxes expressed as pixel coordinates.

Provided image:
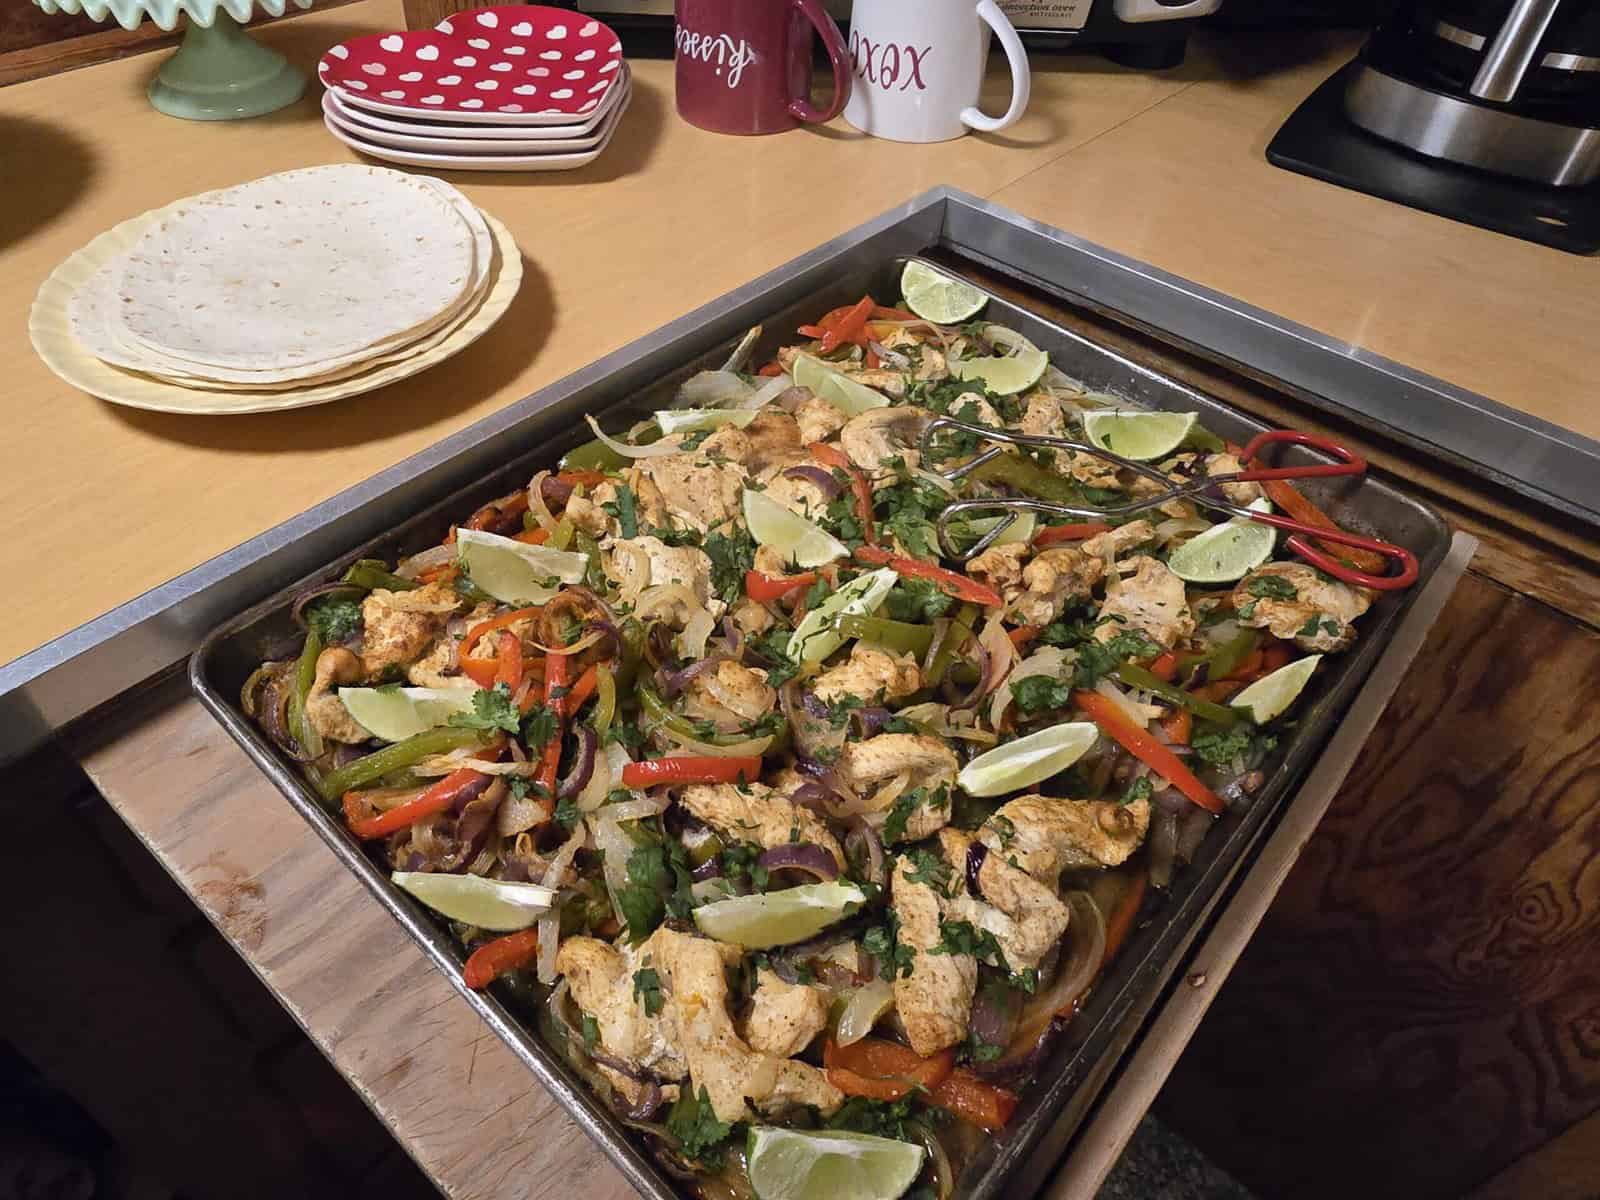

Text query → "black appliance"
[1269,0,1600,253]
[572,1,1227,69]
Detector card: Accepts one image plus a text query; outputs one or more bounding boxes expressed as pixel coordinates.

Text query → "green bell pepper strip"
[591,665,617,737]
[1180,627,1260,687]
[551,518,576,553]
[317,726,488,802]
[833,614,935,658]
[611,617,647,696]
[287,629,325,761]
[969,453,1085,505]
[576,531,609,592]
[925,603,979,687]
[1114,664,1240,727]
[341,560,418,593]
[637,681,707,743]
[561,439,630,473]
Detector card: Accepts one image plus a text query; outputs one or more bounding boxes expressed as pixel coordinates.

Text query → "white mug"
[843,0,1031,143]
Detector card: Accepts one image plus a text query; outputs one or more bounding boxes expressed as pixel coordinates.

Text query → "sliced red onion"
[1220,769,1265,810]
[657,654,728,700]
[449,773,496,817]
[1148,808,1179,889]
[969,974,1020,1052]
[783,464,846,499]
[944,636,994,712]
[787,780,837,817]
[800,689,831,719]
[757,843,840,882]
[720,616,746,663]
[844,818,885,889]
[867,340,911,368]
[1008,891,1106,1058]
[690,856,723,883]
[1176,806,1214,865]
[622,1081,665,1122]
[773,386,812,411]
[965,840,989,899]
[557,726,599,802]
[794,755,864,809]
[1153,785,1190,816]
[540,475,576,508]
[853,706,895,738]
[291,582,366,630]
[333,742,370,767]
[922,617,952,678]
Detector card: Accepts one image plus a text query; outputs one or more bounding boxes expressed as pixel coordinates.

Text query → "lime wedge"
[392,872,555,932]
[339,685,478,743]
[1231,654,1322,724]
[791,353,891,416]
[958,721,1099,797]
[1082,410,1198,461]
[835,979,895,1048]
[746,1127,924,1200]
[456,528,589,606]
[744,488,850,569]
[655,408,759,436]
[789,568,899,665]
[1166,499,1276,584]
[949,348,1048,397]
[693,881,866,949]
[901,262,988,325]
[955,511,1037,549]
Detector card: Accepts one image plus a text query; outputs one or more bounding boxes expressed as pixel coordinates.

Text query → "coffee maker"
[1269,0,1600,253]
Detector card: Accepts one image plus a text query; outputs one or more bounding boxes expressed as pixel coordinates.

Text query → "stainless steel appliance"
[1269,0,1600,252]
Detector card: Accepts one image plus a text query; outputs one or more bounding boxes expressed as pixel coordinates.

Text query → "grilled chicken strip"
[680,782,845,869]
[556,932,689,1106]
[1231,562,1371,652]
[979,793,1152,880]
[938,829,1071,977]
[839,734,960,844]
[741,968,830,1059]
[650,928,842,1122]
[890,851,976,1058]
[811,643,922,706]
[1096,555,1196,650]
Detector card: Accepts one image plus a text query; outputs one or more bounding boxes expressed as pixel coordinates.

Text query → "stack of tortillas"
[54,164,517,404]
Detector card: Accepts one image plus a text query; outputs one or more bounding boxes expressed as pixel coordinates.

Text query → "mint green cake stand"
[32,0,313,120]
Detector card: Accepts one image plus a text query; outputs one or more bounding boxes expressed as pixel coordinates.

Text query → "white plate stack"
[317,5,631,173]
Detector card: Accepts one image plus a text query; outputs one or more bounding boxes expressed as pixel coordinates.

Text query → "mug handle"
[961,0,1032,134]
[787,0,852,124]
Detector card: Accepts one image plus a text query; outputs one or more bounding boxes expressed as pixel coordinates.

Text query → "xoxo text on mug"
[674,0,852,136]
[844,0,1032,143]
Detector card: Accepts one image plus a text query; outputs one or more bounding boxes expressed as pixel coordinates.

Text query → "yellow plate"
[28,195,523,416]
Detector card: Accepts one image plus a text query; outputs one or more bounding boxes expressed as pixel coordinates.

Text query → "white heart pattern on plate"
[318,10,623,118]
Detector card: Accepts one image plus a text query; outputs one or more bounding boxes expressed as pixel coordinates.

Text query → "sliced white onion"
[528,469,561,533]
[692,878,733,904]
[589,814,634,921]
[912,468,960,496]
[601,795,670,824]
[535,827,587,985]
[611,542,653,605]
[982,324,1038,356]
[395,543,455,580]
[677,370,755,410]
[579,742,631,812]
[634,582,701,627]
[656,732,775,758]
[745,372,795,410]
[411,756,541,778]
[678,606,716,660]
[977,614,1018,709]
[1155,517,1213,546]
[1092,677,1161,727]
[584,413,681,459]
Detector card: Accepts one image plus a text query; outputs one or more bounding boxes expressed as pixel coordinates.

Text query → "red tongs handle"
[1233,431,1417,591]
[1236,430,1367,482]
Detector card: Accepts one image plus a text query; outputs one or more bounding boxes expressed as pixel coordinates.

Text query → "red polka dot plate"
[318,5,624,125]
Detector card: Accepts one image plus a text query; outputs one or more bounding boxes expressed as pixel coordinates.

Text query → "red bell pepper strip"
[621,756,764,789]
[757,361,785,378]
[1073,690,1222,814]
[1008,625,1042,650]
[560,664,600,718]
[493,630,524,693]
[872,305,918,322]
[345,765,492,841]
[460,607,542,688]
[1033,522,1113,548]
[822,297,875,353]
[535,652,569,796]
[556,469,609,490]
[1099,872,1148,973]
[853,546,1005,607]
[1147,651,1180,683]
[823,1038,954,1101]
[463,928,542,990]
[809,442,876,545]
[513,527,550,546]
[745,569,817,604]
[1158,708,1193,745]
[465,491,530,533]
[929,1070,1020,1133]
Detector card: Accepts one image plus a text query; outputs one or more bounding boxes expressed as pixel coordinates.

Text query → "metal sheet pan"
[9,187,1591,764]
[190,247,1451,1200]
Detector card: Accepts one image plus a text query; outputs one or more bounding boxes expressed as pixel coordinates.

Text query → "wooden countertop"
[2,4,1596,671]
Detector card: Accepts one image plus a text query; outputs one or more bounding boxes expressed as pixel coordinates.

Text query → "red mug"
[674,0,852,136]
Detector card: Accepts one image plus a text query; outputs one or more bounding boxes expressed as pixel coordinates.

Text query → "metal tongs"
[921,419,1418,591]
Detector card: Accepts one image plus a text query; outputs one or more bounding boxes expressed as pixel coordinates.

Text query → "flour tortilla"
[107,165,475,373]
[69,175,493,389]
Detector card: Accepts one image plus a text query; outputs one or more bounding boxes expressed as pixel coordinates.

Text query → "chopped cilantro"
[989,814,1016,847]
[632,966,664,1017]
[964,1030,1004,1063]
[1072,630,1162,690]
[521,703,559,750]
[1011,674,1073,715]
[702,529,758,605]
[882,577,954,623]
[580,1013,599,1053]
[883,784,949,843]
[554,796,581,830]
[720,842,770,893]
[803,574,834,611]
[1119,776,1154,807]
[863,917,915,980]
[826,1096,924,1142]
[904,848,954,896]
[448,683,522,735]
[678,428,712,452]
[305,596,362,643]
[665,1086,732,1168]
[616,837,694,942]
[1246,574,1299,601]
[929,919,1007,970]
[601,485,640,539]
[604,719,645,750]
[1190,727,1254,769]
